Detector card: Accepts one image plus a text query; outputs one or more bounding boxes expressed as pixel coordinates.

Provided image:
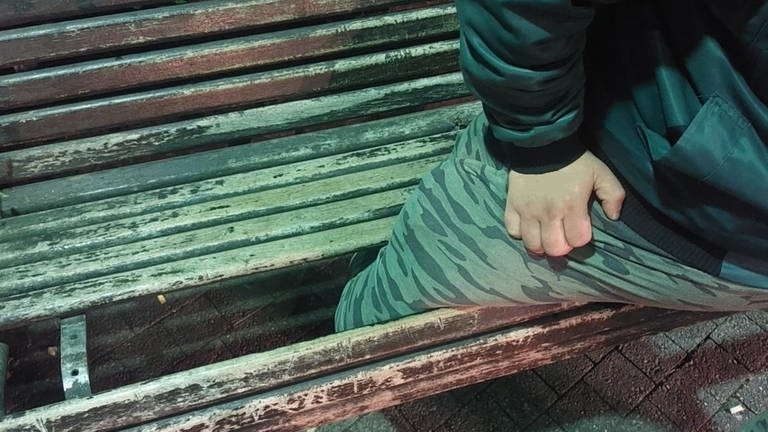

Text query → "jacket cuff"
[485,130,587,174]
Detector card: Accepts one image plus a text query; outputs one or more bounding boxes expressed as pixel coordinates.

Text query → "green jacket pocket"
[636,93,768,256]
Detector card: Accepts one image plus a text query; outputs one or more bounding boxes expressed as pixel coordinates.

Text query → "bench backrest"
[0,0,465,211]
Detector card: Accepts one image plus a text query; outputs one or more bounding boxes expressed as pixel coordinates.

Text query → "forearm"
[455,0,595,172]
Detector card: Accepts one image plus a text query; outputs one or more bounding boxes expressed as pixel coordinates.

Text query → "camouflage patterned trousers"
[335,115,768,331]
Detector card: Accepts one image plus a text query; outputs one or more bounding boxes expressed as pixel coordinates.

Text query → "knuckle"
[547,244,573,257]
[572,232,592,247]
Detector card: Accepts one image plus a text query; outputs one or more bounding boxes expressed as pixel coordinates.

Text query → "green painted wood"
[0,72,468,185]
[0,304,578,431]
[0,0,414,69]
[0,5,458,109]
[0,151,449,268]
[0,41,459,147]
[0,102,479,216]
[0,214,396,329]
[0,1,171,29]
[0,131,458,241]
[0,185,413,295]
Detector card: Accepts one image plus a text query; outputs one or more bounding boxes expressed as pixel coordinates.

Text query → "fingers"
[520,218,544,255]
[563,209,592,248]
[594,163,626,220]
[516,212,591,257]
[540,218,571,256]
[508,206,590,256]
[504,207,521,239]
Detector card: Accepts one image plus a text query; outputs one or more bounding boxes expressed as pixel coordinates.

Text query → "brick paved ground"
[312,311,768,432]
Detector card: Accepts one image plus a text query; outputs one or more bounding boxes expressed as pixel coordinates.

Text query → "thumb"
[593,165,626,221]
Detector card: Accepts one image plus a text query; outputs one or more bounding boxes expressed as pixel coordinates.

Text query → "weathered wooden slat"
[0,72,468,185]
[0,102,479,216]
[125,307,721,432]
[0,186,414,296]
[0,5,458,110]
[0,129,458,241]
[0,304,579,431]
[0,215,398,329]
[0,150,448,268]
[0,41,459,148]
[0,1,169,30]
[0,0,416,69]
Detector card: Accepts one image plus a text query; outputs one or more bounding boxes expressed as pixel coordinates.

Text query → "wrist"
[487,132,587,174]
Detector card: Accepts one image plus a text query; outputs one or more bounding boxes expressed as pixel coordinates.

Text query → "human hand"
[505,150,625,256]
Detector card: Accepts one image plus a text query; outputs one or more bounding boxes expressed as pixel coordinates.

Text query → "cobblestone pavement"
[313,311,768,432]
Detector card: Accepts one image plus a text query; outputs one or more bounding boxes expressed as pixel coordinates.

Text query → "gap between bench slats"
[0,304,580,431]
[0,72,468,186]
[0,40,459,148]
[0,0,420,69]
[128,306,721,432]
[0,140,451,270]
[0,102,480,217]
[0,5,458,110]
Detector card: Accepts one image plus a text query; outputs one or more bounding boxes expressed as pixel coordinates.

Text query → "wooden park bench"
[0,1,723,430]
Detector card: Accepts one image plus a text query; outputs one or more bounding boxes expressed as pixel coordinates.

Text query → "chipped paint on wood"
[0,305,575,431]
[0,102,479,215]
[0,41,460,147]
[0,153,448,267]
[0,5,458,109]
[0,305,719,431]
[0,72,468,185]
[0,1,169,29]
[127,306,721,432]
[0,0,420,69]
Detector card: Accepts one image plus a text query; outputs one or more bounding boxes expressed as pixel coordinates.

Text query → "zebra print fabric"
[335,114,768,331]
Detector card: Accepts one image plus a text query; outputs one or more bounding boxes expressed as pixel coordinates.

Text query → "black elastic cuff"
[485,131,587,174]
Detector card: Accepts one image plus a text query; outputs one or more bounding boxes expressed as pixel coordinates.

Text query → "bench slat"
[1,186,413,295]
[0,72,468,186]
[0,215,398,329]
[128,306,719,432]
[0,1,171,29]
[0,102,479,216]
[0,147,449,268]
[0,0,415,69]
[0,41,459,147]
[0,5,458,110]
[0,304,579,431]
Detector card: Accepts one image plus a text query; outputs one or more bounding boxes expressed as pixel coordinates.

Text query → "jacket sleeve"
[455,0,596,173]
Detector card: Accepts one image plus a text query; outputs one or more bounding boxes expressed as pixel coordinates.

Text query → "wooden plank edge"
[0,304,580,431]
[0,1,177,30]
[0,216,397,329]
[0,0,415,69]
[125,305,725,432]
[0,4,458,109]
[0,101,480,218]
[0,72,469,186]
[0,40,460,148]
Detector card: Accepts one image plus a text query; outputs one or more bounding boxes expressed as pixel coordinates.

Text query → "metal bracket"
[60,315,92,399]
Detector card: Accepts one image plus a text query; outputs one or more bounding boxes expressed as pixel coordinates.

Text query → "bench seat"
[0,102,479,329]
[0,1,722,430]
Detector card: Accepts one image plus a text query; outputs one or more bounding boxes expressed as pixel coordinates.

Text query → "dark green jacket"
[456,0,768,267]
